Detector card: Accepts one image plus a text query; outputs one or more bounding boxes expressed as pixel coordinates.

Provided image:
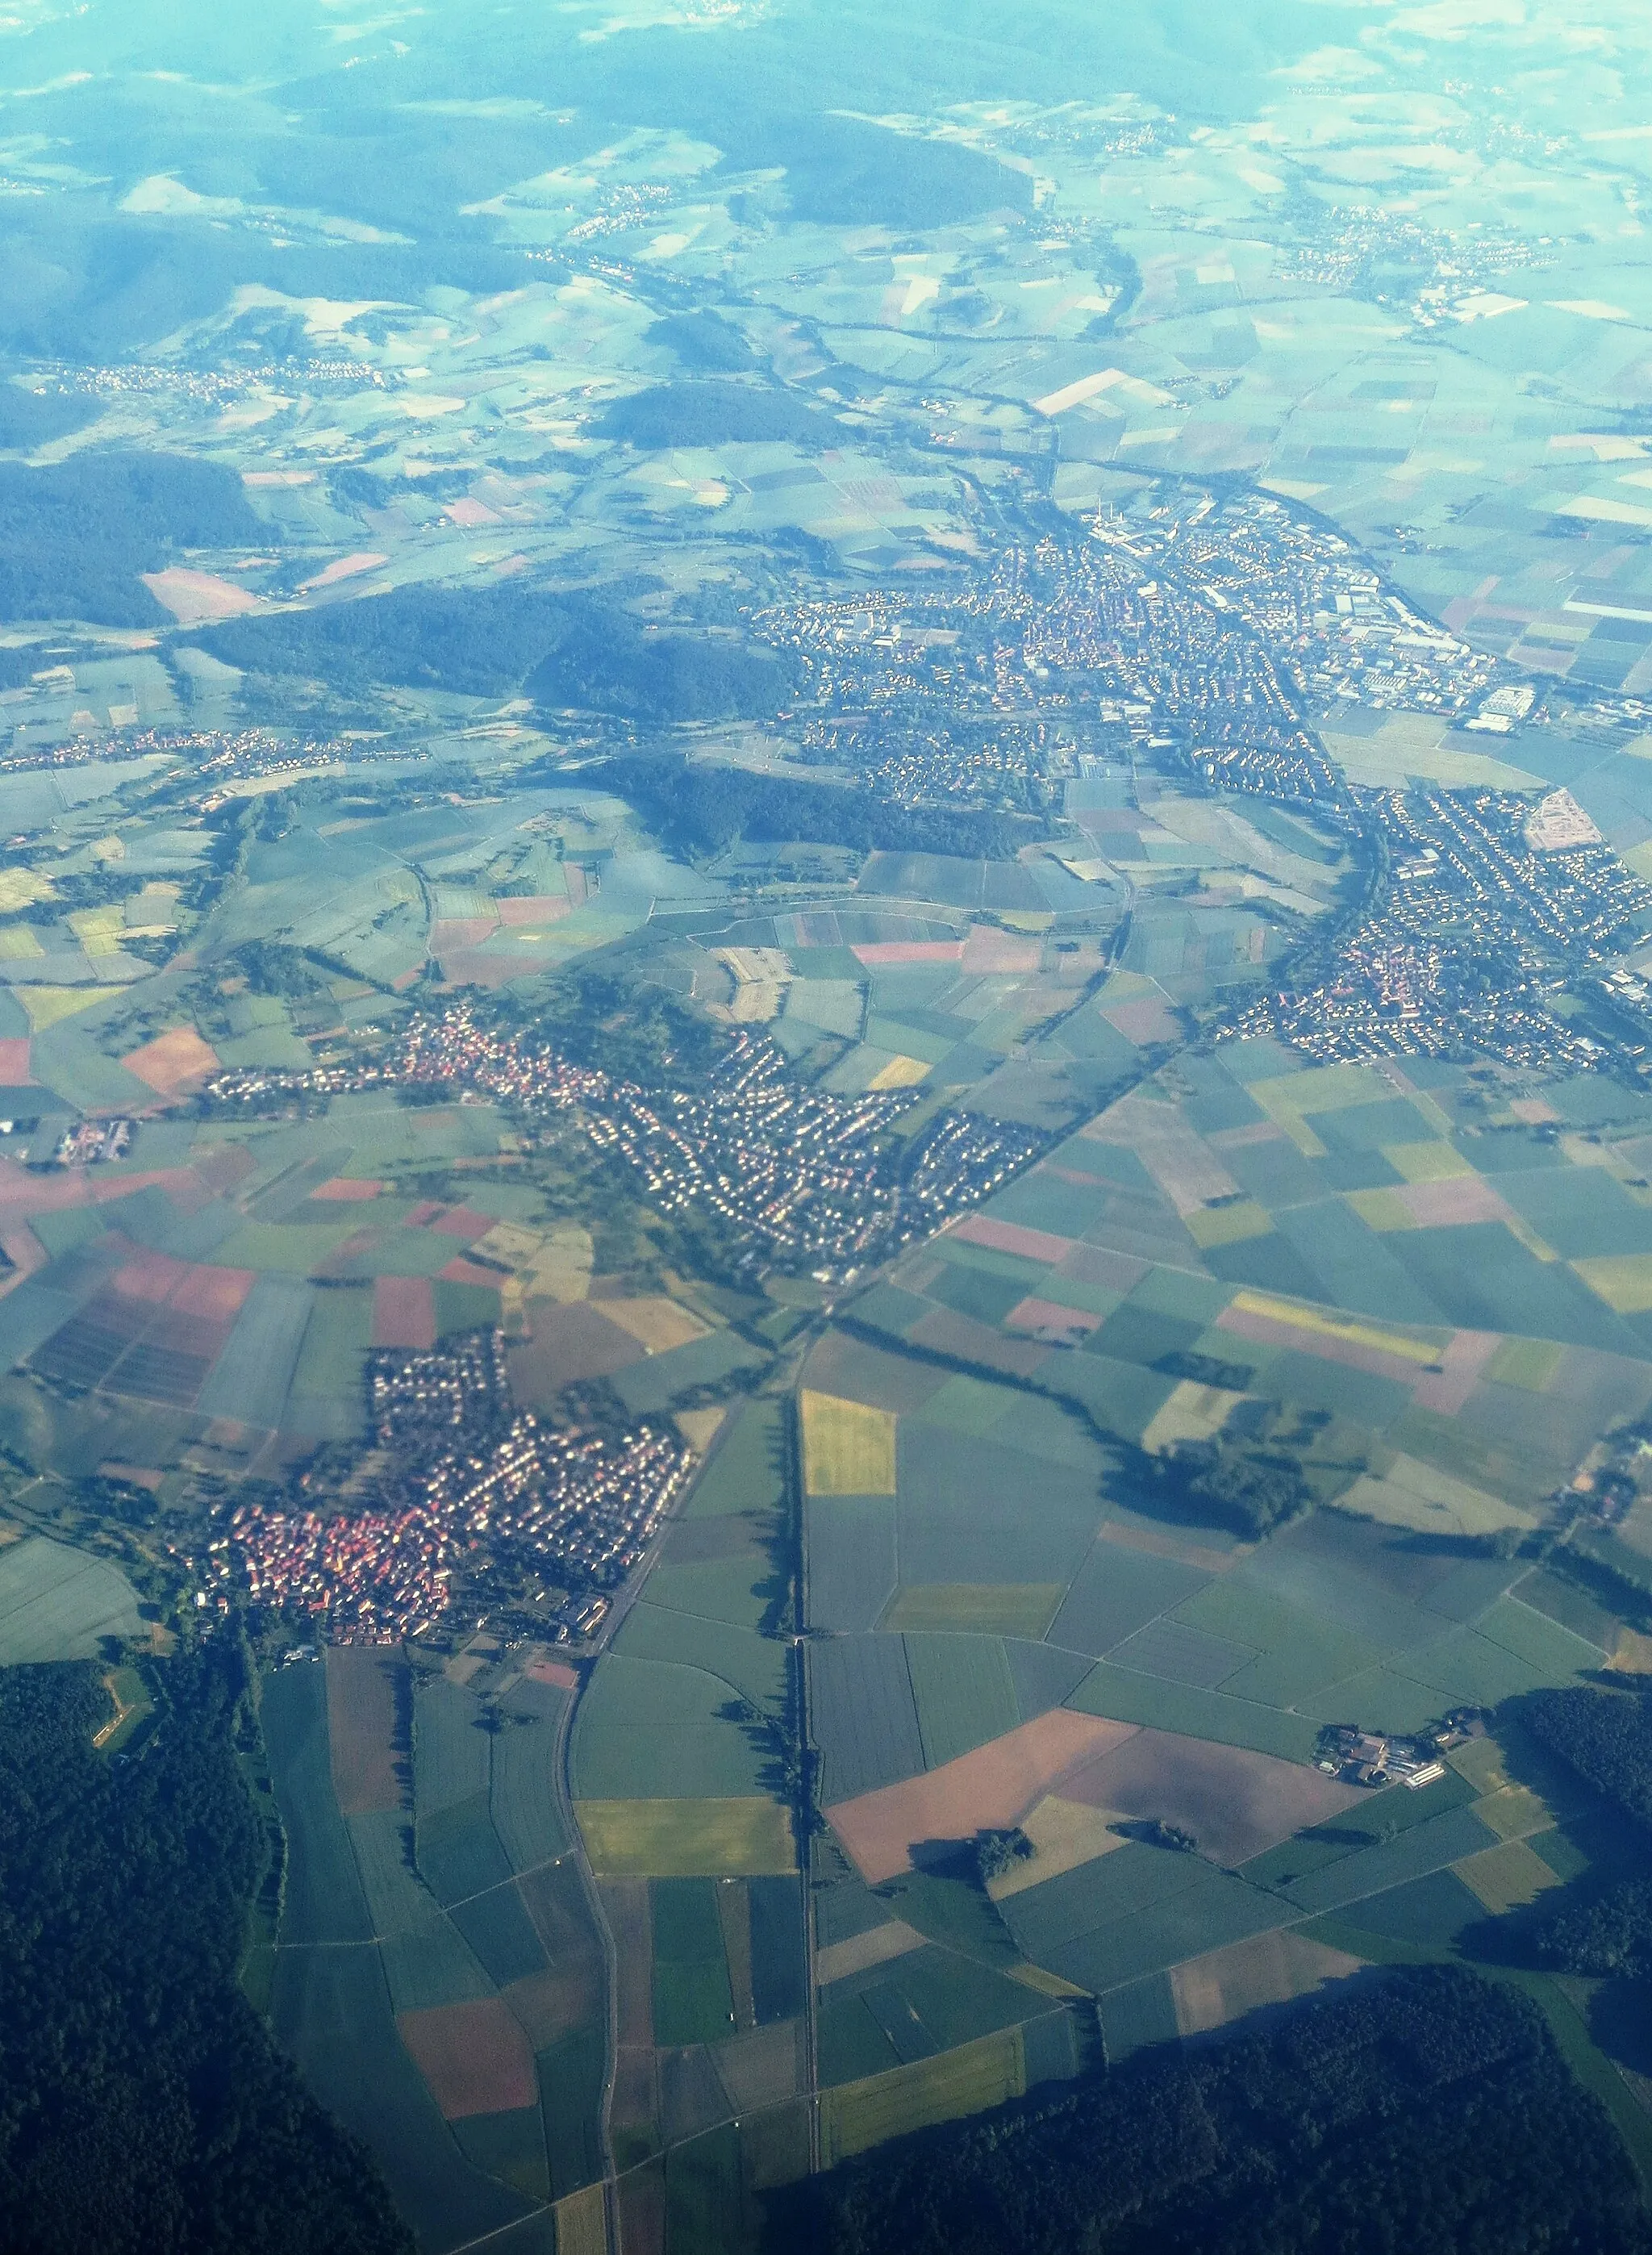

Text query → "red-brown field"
[801,1328,947,1415]
[0,1037,31,1084]
[1060,1727,1364,1867]
[121,1025,219,1100]
[111,1249,193,1305]
[960,929,1039,974]
[436,950,541,988]
[502,1961,603,2051]
[907,1305,1049,1378]
[193,1142,257,1194]
[431,1206,490,1240]
[325,1645,405,1816]
[1098,1520,1243,1575]
[853,941,965,967]
[1170,1929,1363,2036]
[599,1877,654,2049]
[616,2159,667,2255]
[1054,1242,1150,1293]
[1413,1328,1500,1415]
[430,917,498,953]
[827,1710,1141,1884]
[515,1865,605,2036]
[169,1263,255,1322]
[395,1997,536,2119]
[1102,997,1181,1045]
[372,1276,436,1351]
[1208,1121,1290,1152]
[497,895,573,926]
[439,1256,503,1289]
[507,1301,641,1398]
[1396,1176,1512,1228]
[0,1157,192,1226]
[311,1177,385,1202]
[951,1213,1076,1266]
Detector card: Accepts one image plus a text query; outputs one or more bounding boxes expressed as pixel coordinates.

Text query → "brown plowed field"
[373,1275,436,1351]
[395,1995,536,2119]
[1060,1726,1364,1868]
[827,1709,1141,1884]
[325,1644,405,1815]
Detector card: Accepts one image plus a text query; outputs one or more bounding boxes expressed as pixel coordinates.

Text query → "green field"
[261,1663,540,2249]
[820,2028,1027,2164]
[0,1535,142,1662]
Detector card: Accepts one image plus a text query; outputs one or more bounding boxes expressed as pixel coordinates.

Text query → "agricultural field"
[10,6,1652,2246]
[563,1398,811,2225]
[0,1530,143,1661]
[262,1637,608,2253]
[795,1245,1652,2140]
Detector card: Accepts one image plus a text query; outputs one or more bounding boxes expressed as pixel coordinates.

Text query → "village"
[190,1326,692,1647]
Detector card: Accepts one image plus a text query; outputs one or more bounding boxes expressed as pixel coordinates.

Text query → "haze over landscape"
[8,3,1652,2251]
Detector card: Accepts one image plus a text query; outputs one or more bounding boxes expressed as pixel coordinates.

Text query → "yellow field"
[0,925,44,961]
[814,1919,927,1986]
[1345,1188,1418,1233]
[675,1406,727,1455]
[1003,1961,1091,2000]
[1383,1139,1476,1184]
[18,983,127,1031]
[1454,1839,1564,1916]
[575,1796,795,1876]
[473,1219,542,1269]
[882,1584,1062,1638]
[528,1221,594,1303]
[715,947,791,1026]
[553,2183,610,2255]
[0,867,52,913]
[601,1296,711,1353]
[1611,1626,1652,1674]
[821,2027,1024,2164]
[1229,1289,1441,1366]
[988,1793,1125,1901]
[69,905,127,958]
[800,1390,897,1496]
[1185,1200,1273,1249]
[1573,1254,1652,1314]
[868,1054,930,1091]
[1141,1380,1246,1457]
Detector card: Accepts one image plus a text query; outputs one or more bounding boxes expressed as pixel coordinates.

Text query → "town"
[749,487,1500,823]
[191,1326,693,1644]
[213,1007,1045,1281]
[1224,786,1652,1079]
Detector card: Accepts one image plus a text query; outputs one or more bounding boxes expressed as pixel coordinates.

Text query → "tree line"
[770,1965,1648,2255]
